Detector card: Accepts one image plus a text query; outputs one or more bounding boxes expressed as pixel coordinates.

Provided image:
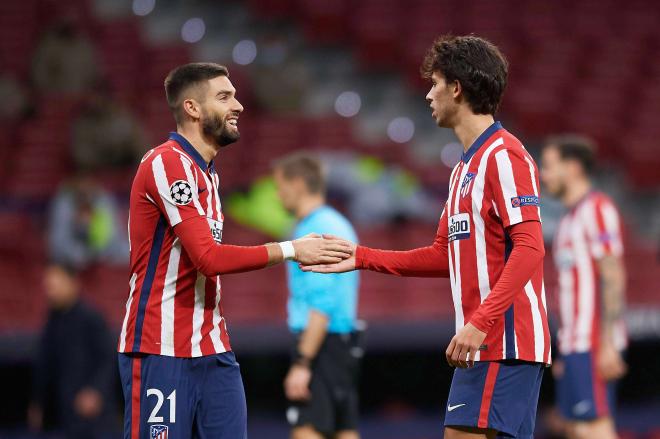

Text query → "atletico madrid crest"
[460,172,476,197]
[150,424,168,439]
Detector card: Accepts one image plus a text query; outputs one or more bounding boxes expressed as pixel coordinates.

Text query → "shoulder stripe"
[152,155,182,225]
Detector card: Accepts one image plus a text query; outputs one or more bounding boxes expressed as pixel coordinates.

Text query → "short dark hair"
[164,62,229,124]
[421,34,508,115]
[544,134,597,175]
[273,153,326,195]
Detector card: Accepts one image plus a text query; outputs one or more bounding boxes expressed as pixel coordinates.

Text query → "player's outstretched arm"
[174,217,352,277]
[301,212,451,278]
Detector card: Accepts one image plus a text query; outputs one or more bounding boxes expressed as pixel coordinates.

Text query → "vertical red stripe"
[131,357,142,439]
[570,263,580,352]
[199,277,217,355]
[478,362,500,428]
[173,253,197,356]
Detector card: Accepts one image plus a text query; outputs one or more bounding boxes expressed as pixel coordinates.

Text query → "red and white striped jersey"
[446,121,551,364]
[118,132,231,358]
[553,191,627,355]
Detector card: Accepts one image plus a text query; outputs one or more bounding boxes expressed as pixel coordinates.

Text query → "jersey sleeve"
[146,150,207,227]
[586,196,624,259]
[487,146,541,228]
[355,204,449,277]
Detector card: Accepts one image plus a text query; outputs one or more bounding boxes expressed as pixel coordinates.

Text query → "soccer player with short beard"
[117,63,352,439]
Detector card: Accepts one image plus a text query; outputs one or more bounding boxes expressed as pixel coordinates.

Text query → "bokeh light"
[132,0,155,16]
[334,91,361,118]
[232,40,258,65]
[441,142,463,168]
[387,117,415,143]
[181,18,205,43]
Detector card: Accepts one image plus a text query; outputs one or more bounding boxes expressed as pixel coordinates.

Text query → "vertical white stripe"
[470,138,504,303]
[119,273,138,352]
[447,242,463,331]
[179,156,207,217]
[213,173,223,219]
[160,240,181,356]
[523,155,542,219]
[573,204,596,352]
[449,162,470,330]
[494,150,523,225]
[152,155,182,225]
[190,273,206,357]
[601,201,623,256]
[524,280,545,362]
[555,216,573,354]
[199,170,215,217]
[208,277,225,353]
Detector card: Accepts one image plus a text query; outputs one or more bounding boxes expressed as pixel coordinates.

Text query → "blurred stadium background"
[0,0,659,437]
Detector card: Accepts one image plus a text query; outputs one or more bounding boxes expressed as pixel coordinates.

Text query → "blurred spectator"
[28,263,117,439]
[323,153,441,225]
[0,74,30,122]
[71,86,146,171]
[47,175,129,270]
[31,16,97,95]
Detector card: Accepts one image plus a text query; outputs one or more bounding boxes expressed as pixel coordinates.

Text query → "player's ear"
[182,98,201,121]
[452,79,462,99]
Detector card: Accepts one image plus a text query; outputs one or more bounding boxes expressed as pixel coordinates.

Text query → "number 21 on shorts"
[147,388,176,424]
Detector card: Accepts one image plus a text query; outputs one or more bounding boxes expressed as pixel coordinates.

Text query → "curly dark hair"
[421,35,508,115]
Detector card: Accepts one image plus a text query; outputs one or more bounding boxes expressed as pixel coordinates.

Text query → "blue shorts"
[556,351,617,421]
[444,361,544,439]
[118,351,247,439]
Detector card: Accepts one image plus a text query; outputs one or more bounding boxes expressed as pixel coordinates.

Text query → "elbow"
[191,254,218,277]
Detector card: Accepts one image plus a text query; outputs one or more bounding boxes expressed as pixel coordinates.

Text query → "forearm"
[356,245,449,277]
[598,256,626,341]
[469,221,545,333]
[296,311,329,362]
[175,218,269,276]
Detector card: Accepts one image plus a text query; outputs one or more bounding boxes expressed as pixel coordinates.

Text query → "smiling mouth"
[227,117,239,128]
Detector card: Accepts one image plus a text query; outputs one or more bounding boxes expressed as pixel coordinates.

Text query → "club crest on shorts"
[460,172,476,197]
[150,424,168,439]
[169,180,193,205]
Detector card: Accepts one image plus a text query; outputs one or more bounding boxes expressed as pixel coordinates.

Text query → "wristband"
[292,350,312,369]
[279,241,296,260]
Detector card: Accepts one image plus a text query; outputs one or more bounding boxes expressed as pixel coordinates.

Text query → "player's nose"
[233,98,244,113]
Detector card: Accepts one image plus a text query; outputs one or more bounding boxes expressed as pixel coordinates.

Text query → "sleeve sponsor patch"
[169,180,193,205]
[510,195,539,208]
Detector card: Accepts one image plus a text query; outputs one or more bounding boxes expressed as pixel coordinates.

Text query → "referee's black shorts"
[287,332,362,435]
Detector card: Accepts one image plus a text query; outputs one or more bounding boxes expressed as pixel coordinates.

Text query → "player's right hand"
[292,235,354,265]
[597,340,627,381]
[299,234,357,273]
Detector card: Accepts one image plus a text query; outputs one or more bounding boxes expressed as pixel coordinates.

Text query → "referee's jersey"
[287,206,359,334]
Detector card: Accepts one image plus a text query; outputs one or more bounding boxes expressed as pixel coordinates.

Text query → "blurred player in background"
[304,35,550,439]
[541,136,627,439]
[274,153,361,439]
[29,263,116,439]
[117,62,352,439]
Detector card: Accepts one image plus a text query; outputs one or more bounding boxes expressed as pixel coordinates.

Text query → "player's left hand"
[446,323,487,368]
[284,365,312,401]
